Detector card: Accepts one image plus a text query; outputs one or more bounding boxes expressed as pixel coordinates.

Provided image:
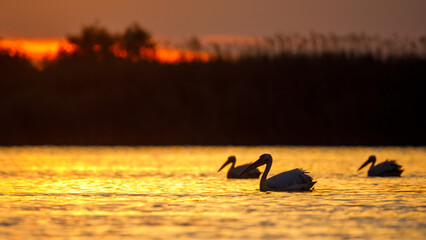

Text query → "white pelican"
[218,156,261,179]
[238,153,316,192]
[358,155,403,177]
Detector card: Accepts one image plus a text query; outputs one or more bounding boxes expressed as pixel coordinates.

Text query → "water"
[0,146,425,239]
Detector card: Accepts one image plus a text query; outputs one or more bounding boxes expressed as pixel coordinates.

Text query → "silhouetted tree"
[186,36,202,51]
[185,36,203,61]
[67,23,115,59]
[121,23,155,61]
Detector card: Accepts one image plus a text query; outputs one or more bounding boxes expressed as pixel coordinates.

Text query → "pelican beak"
[358,159,372,171]
[218,159,231,172]
[237,158,263,177]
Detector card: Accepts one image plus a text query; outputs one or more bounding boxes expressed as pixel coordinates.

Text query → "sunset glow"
[0,38,75,61]
[0,1,424,239]
[155,48,210,63]
[0,38,211,64]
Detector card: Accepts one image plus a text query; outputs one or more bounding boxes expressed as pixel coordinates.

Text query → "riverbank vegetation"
[1,24,425,145]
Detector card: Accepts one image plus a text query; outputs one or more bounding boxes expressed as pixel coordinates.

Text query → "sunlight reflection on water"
[0,146,425,239]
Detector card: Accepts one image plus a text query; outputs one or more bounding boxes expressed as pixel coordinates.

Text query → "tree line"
[0,23,425,145]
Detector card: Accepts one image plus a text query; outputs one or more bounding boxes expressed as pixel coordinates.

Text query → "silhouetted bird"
[358,155,403,177]
[218,156,261,179]
[238,154,316,192]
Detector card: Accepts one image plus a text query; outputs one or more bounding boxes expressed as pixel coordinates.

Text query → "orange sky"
[0,38,75,61]
[0,38,210,64]
[1,1,425,39]
[1,1,424,65]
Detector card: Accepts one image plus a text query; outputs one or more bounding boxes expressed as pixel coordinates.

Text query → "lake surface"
[0,146,425,239]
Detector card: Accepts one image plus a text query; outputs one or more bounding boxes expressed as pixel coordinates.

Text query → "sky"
[1,0,425,40]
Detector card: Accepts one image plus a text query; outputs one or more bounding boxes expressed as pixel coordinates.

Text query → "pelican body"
[358,155,403,177]
[238,154,316,192]
[218,156,261,179]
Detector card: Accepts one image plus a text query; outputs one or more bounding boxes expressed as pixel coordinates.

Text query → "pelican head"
[358,155,376,171]
[256,153,273,166]
[218,156,237,172]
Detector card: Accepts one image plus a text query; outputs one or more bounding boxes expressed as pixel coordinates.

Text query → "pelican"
[358,155,403,177]
[218,156,261,179]
[238,153,316,192]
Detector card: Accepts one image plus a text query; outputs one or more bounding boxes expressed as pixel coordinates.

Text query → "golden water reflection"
[0,146,425,239]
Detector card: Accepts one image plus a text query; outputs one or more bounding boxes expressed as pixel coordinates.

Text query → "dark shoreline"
[1,28,425,146]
